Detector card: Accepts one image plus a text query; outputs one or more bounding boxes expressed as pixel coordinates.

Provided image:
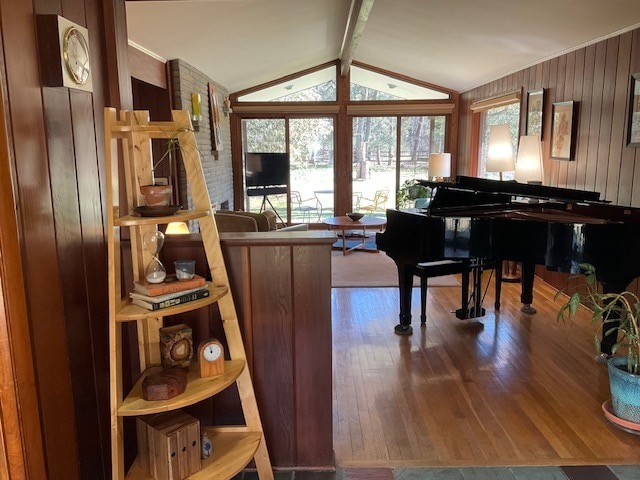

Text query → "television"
[245,152,289,188]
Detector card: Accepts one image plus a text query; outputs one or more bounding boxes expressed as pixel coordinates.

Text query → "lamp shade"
[429,153,451,178]
[515,135,544,184]
[486,124,515,173]
[165,221,190,235]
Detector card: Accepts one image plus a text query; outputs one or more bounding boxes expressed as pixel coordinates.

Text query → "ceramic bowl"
[347,212,364,221]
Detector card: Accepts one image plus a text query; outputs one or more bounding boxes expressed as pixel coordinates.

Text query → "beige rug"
[331,250,461,288]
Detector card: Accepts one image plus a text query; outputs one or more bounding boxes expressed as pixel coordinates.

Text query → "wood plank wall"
[0,0,130,478]
[458,27,640,290]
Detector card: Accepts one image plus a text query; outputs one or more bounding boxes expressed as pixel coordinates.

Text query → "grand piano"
[376,176,640,354]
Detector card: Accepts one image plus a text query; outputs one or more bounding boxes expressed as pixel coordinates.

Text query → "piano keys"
[376,176,640,353]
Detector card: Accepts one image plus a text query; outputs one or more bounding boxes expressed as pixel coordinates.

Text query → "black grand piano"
[376,175,640,353]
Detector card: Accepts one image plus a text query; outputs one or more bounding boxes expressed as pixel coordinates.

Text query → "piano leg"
[495,260,503,310]
[520,262,537,314]
[394,261,414,335]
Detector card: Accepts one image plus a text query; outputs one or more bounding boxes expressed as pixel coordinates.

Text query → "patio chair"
[359,189,389,214]
[291,191,319,223]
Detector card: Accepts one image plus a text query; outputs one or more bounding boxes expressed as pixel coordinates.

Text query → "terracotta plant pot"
[140,185,173,207]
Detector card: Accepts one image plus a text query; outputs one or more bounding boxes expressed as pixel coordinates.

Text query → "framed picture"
[550,101,577,160]
[627,73,640,147]
[208,83,223,151]
[525,89,544,137]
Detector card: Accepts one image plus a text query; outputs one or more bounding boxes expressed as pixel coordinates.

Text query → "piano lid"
[418,176,603,204]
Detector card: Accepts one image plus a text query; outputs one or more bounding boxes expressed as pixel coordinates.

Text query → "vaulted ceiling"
[126,0,640,95]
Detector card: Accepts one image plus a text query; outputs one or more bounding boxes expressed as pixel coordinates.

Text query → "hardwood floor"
[331,275,640,468]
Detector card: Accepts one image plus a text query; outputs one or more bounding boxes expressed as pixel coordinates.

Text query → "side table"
[322,215,386,255]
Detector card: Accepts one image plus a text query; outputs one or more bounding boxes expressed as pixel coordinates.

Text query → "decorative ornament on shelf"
[143,230,166,284]
[159,323,194,368]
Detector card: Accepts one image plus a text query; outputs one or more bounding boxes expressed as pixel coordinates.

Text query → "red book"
[133,274,206,297]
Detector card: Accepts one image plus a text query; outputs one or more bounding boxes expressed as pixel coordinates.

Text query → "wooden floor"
[331,275,640,468]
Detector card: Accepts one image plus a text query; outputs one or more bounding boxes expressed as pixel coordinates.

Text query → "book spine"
[135,279,206,296]
[140,289,210,311]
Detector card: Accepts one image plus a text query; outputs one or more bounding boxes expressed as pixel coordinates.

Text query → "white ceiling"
[126,0,640,95]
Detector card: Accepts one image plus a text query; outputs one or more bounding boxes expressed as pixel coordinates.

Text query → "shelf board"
[125,429,262,480]
[116,283,227,322]
[118,359,245,417]
[114,209,210,227]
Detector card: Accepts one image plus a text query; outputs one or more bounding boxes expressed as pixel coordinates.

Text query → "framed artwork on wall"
[550,101,577,160]
[525,89,544,137]
[627,73,640,147]
[208,82,223,151]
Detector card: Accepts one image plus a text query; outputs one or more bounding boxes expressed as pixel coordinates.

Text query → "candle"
[192,93,201,116]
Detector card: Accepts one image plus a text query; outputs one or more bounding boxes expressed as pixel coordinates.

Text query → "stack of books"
[130,274,209,311]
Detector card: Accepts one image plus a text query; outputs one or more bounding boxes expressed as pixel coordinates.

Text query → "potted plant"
[140,131,183,207]
[556,263,640,425]
[396,179,431,209]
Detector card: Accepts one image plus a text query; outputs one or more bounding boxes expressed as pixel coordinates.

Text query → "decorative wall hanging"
[208,83,223,151]
[525,89,544,137]
[550,101,576,160]
[627,73,640,147]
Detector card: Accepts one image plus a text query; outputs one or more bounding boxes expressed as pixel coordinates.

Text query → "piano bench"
[415,260,469,323]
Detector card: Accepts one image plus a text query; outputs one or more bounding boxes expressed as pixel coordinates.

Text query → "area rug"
[331,250,461,288]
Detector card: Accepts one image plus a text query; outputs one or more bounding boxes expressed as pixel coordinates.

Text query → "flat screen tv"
[245,152,289,188]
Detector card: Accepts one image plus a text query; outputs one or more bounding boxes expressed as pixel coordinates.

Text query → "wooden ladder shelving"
[105,108,273,480]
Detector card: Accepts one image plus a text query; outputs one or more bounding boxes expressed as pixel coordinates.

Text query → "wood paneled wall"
[0,0,130,478]
[162,232,336,469]
[458,28,640,290]
[459,28,640,204]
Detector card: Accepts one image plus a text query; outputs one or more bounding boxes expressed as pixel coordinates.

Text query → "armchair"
[359,189,389,214]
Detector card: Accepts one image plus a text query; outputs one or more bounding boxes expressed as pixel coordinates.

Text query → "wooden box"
[137,411,201,480]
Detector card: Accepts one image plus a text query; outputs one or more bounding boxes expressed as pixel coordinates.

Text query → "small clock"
[198,338,225,378]
[63,26,90,85]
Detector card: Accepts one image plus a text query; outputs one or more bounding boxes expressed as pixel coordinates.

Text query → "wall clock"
[198,338,225,378]
[36,15,93,92]
[63,26,90,85]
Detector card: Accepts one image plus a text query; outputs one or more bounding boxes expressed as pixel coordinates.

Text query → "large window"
[478,102,520,180]
[241,117,334,224]
[352,115,446,212]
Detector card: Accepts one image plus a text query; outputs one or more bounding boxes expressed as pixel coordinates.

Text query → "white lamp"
[515,135,544,184]
[429,153,451,180]
[165,221,190,235]
[486,124,515,180]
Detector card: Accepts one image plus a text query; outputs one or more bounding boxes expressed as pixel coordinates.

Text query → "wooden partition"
[163,231,336,469]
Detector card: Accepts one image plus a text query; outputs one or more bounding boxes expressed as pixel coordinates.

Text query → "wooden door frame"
[0,68,47,479]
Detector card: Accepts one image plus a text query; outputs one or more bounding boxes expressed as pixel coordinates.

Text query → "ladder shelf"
[105,108,273,480]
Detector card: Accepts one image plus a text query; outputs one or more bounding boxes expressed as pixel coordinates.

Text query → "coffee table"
[323,215,386,255]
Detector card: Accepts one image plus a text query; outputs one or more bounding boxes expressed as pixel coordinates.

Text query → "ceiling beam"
[339,0,375,77]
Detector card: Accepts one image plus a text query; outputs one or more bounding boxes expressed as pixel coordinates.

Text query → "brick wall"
[169,59,234,210]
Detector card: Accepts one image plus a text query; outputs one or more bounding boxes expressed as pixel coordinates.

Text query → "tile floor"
[234,465,640,480]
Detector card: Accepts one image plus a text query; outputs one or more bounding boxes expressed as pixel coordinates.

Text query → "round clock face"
[63,27,90,85]
[203,343,222,362]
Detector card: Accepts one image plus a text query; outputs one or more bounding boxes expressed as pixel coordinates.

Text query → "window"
[352,115,445,211]
[238,65,336,102]
[473,94,520,180]
[350,65,450,101]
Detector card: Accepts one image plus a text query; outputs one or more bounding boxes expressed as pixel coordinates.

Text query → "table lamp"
[165,221,190,235]
[429,153,451,181]
[486,124,515,180]
[515,135,544,184]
